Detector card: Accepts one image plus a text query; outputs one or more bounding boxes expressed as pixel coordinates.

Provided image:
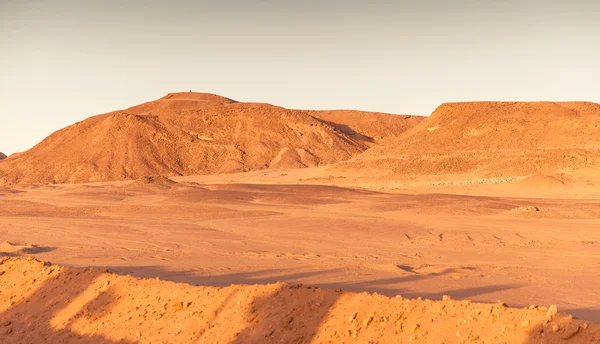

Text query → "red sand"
[1,257,598,344]
[2,95,600,343]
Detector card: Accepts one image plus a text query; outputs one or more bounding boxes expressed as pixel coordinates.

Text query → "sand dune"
[1,257,598,344]
[0,93,424,185]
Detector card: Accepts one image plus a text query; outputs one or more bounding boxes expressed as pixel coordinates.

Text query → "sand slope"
[308,110,424,144]
[0,93,420,185]
[390,101,600,153]
[0,152,6,160]
[1,257,598,344]
[336,101,600,179]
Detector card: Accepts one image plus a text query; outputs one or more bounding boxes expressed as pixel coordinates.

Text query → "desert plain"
[1,93,600,343]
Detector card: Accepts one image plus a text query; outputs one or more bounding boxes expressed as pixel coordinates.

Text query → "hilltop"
[0,152,6,160]
[0,93,420,185]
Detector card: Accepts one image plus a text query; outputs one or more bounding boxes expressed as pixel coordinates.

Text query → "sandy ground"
[3,97,600,343]
[1,174,599,329]
[2,257,599,344]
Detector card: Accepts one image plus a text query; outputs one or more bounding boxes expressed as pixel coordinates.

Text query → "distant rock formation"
[0,93,421,185]
[335,101,600,178]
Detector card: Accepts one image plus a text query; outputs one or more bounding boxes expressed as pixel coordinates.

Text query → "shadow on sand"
[2,258,598,343]
[111,263,600,322]
[310,117,375,144]
[111,264,521,303]
[0,244,57,258]
[0,260,136,343]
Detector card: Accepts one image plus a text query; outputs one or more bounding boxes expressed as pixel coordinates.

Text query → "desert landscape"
[1,93,600,343]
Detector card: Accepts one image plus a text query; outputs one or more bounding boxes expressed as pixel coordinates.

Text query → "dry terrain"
[0,93,421,185]
[333,101,600,183]
[2,257,599,344]
[2,177,600,343]
[1,95,600,343]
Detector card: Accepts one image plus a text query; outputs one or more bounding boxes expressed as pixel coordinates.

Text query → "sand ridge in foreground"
[1,257,598,344]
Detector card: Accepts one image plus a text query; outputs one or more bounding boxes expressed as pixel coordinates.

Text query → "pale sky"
[1,0,599,155]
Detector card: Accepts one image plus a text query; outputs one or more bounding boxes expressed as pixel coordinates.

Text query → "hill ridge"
[0,92,422,185]
[334,100,600,179]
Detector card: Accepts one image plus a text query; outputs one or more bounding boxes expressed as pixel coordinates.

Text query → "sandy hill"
[308,110,424,144]
[0,152,6,160]
[0,93,420,185]
[389,101,600,153]
[1,257,597,343]
[336,101,600,178]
